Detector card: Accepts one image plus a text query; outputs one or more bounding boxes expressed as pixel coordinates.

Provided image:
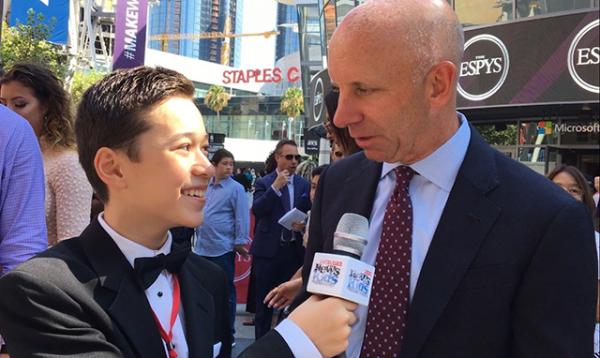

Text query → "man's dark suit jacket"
[0,220,233,358]
[292,127,596,358]
[251,171,311,258]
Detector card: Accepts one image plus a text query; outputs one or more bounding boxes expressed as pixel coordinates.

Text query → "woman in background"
[1,63,93,245]
[547,165,596,221]
[324,89,361,159]
[547,165,598,354]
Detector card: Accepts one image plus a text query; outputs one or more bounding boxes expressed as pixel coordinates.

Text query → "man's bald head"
[331,0,464,84]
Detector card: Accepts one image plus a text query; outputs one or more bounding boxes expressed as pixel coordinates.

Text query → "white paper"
[278,208,308,230]
[213,342,221,358]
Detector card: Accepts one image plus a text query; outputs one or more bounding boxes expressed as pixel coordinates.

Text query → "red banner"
[234,212,254,303]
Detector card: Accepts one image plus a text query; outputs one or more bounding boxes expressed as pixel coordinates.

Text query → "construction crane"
[148,30,279,41]
[149,29,279,66]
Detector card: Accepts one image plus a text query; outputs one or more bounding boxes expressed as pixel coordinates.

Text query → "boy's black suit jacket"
[0,219,233,358]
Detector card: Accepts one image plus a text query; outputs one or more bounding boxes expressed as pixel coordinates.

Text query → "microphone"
[307,213,375,305]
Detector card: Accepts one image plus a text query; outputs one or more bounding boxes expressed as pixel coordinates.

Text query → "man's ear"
[94,147,127,190]
[425,60,456,109]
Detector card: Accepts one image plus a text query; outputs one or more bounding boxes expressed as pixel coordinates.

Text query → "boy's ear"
[94,147,126,190]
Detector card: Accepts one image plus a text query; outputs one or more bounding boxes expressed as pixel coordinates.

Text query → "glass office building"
[148,0,242,67]
[276,3,300,61]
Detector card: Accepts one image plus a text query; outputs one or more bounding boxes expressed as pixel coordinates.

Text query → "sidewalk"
[232,304,286,356]
[232,304,255,356]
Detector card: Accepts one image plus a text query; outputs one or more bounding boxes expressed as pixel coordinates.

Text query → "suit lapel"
[323,154,380,252]
[400,129,502,358]
[344,153,380,220]
[292,175,305,209]
[81,220,166,358]
[179,258,215,358]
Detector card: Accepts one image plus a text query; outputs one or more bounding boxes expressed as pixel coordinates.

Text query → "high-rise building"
[275,3,299,62]
[148,0,242,67]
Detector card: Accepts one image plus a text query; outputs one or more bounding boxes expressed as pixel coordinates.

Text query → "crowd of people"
[0,0,598,357]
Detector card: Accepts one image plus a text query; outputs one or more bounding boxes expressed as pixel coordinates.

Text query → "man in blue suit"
[251,139,311,339]
[285,1,597,357]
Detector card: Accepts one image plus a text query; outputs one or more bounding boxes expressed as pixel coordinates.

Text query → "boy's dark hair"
[274,139,297,154]
[211,148,234,165]
[75,66,195,203]
[312,164,328,178]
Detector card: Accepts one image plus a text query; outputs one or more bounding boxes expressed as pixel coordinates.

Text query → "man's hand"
[264,277,302,309]
[290,221,306,233]
[234,245,250,259]
[272,170,290,191]
[288,295,358,358]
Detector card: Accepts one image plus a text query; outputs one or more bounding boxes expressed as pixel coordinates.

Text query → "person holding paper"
[250,139,311,339]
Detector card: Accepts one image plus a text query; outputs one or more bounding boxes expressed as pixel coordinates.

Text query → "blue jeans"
[202,252,236,338]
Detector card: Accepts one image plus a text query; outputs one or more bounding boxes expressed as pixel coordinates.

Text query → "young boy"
[0,67,356,358]
[194,148,250,345]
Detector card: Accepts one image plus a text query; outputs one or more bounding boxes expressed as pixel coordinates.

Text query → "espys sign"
[458,34,510,101]
[312,77,325,123]
[457,10,599,108]
[307,68,331,127]
[567,19,599,94]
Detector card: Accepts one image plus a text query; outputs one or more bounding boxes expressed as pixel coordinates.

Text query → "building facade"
[148,0,242,67]
[302,0,599,176]
[276,3,300,61]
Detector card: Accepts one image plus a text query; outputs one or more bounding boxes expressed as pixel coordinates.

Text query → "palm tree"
[204,85,231,121]
[280,87,304,140]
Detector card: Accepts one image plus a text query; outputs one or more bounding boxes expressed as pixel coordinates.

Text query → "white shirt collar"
[97,212,173,268]
[381,112,471,192]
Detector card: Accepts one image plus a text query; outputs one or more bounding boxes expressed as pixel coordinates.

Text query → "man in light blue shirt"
[0,105,47,353]
[195,148,250,343]
[0,106,47,274]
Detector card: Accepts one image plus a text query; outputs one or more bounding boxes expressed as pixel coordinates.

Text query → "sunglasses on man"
[284,154,302,161]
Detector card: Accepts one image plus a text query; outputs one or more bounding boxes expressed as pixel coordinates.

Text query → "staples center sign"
[222,67,301,84]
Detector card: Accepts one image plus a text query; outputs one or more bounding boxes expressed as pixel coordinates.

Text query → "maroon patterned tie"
[360,166,415,358]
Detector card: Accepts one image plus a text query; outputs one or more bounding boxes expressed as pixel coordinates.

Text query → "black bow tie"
[133,241,190,289]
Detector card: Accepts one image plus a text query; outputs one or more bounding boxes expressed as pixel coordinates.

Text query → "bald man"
[286,1,597,357]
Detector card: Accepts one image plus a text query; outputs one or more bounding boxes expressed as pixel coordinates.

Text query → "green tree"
[476,124,518,146]
[70,70,107,110]
[204,85,231,121]
[280,87,304,140]
[0,9,68,79]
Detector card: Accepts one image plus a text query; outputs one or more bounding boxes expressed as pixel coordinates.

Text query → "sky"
[239,0,278,69]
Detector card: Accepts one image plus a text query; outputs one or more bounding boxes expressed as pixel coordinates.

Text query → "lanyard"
[151,275,181,358]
